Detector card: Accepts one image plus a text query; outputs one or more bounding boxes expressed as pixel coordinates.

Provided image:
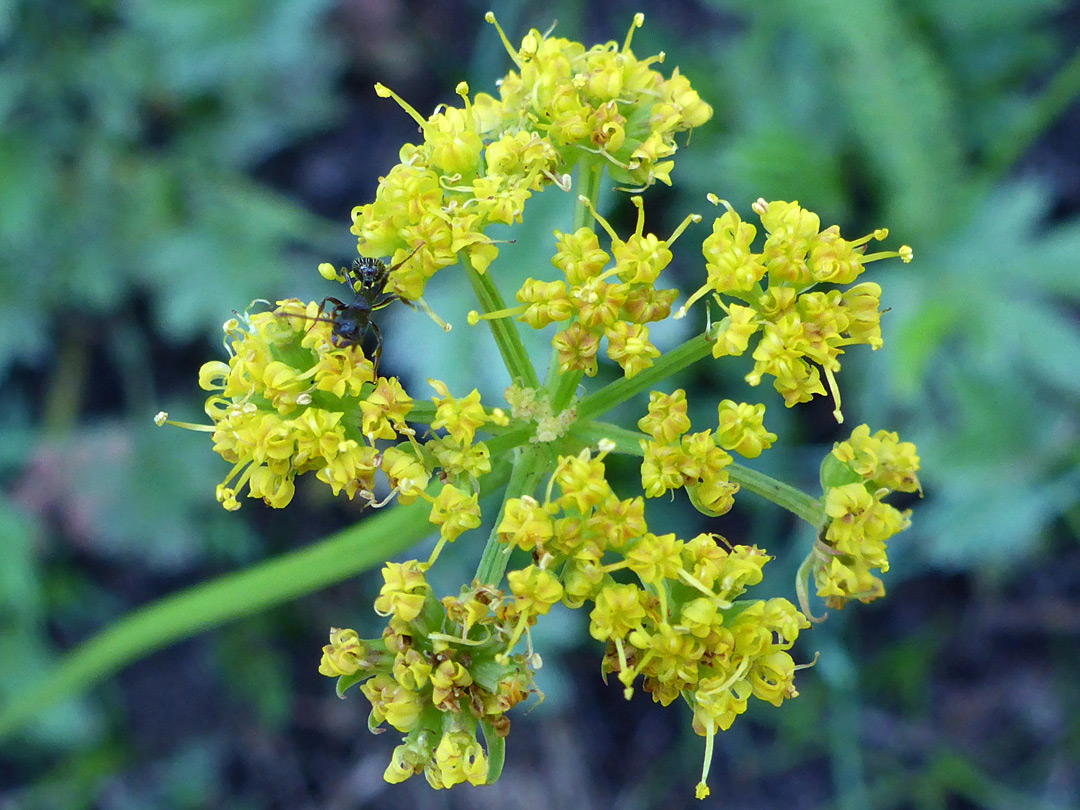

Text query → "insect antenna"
[386,241,426,274]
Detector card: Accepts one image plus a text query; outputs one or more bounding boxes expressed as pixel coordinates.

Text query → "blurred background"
[1,0,1079,808]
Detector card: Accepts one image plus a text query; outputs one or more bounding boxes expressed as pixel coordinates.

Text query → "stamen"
[374,83,428,129]
[429,630,487,647]
[455,81,472,115]
[796,547,828,623]
[863,245,914,264]
[484,12,522,67]
[847,230,882,250]
[794,651,821,672]
[615,636,629,683]
[612,181,650,194]
[360,487,399,509]
[696,719,716,800]
[622,12,644,53]
[415,296,453,332]
[425,534,449,569]
[546,171,573,191]
[318,262,343,283]
[706,193,737,215]
[544,455,573,504]
[630,195,646,237]
[466,303,528,325]
[674,284,712,319]
[676,567,719,599]
[667,212,702,246]
[154,411,216,432]
[501,612,532,658]
[577,195,619,242]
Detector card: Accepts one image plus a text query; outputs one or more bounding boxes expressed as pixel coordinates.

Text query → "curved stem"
[572,158,604,233]
[0,466,513,741]
[549,368,583,413]
[731,462,824,526]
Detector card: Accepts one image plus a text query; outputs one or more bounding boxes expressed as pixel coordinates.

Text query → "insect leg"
[371,293,415,312]
[369,320,384,376]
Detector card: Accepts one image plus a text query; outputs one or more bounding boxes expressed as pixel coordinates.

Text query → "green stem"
[466,258,540,389]
[572,158,604,233]
[483,424,535,455]
[549,368,583,412]
[571,420,824,526]
[475,444,550,585]
[0,467,513,741]
[731,461,824,526]
[576,331,713,422]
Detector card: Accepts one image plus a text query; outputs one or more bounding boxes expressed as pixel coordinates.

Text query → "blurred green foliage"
[669,0,1080,575]
[0,0,348,798]
[0,0,342,370]
[1,0,1079,807]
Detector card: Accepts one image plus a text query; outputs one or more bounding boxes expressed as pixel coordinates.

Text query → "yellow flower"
[638,389,692,444]
[427,484,482,543]
[715,400,776,459]
[318,627,367,677]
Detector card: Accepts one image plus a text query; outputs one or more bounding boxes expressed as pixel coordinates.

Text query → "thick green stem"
[0,465,514,741]
[572,420,825,526]
[466,259,540,389]
[576,332,713,422]
[475,444,550,585]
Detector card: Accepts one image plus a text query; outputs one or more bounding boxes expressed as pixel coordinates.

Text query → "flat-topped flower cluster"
[168,12,920,801]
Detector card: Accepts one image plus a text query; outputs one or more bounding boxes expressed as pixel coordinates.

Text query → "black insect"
[287,243,424,374]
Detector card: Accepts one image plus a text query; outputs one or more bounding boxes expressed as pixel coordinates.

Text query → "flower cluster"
[350,13,712,301]
[495,445,810,799]
[475,196,696,379]
[317,563,543,789]
[810,424,922,607]
[178,301,415,510]
[488,11,712,188]
[160,300,510,518]
[685,197,913,421]
[166,12,922,803]
[639,389,776,517]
